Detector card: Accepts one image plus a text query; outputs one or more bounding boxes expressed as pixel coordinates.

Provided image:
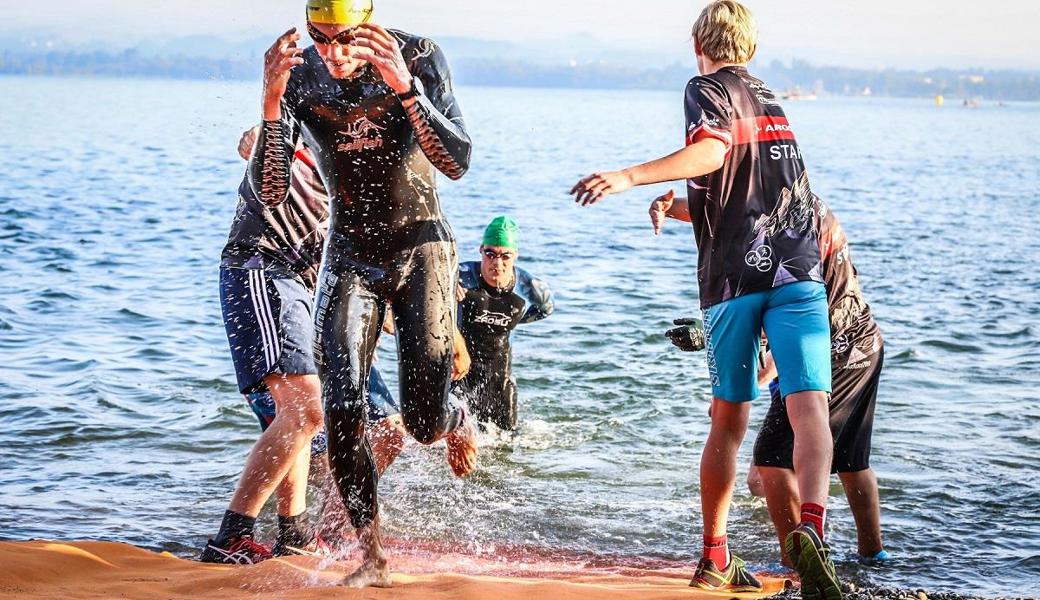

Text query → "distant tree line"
[2,49,1037,100]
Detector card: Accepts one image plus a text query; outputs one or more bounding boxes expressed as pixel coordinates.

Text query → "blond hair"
[692,1,758,64]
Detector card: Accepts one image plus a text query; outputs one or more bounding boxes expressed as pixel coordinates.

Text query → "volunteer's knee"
[268,374,325,435]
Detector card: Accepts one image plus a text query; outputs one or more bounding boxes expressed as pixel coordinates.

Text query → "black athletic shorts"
[753,345,884,473]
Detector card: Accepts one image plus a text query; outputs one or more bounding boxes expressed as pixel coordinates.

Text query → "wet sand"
[0,540,788,599]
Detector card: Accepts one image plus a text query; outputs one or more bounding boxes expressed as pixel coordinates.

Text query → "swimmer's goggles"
[306,22,358,45]
[481,248,516,261]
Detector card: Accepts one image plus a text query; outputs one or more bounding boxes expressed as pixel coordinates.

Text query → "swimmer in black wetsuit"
[250,0,475,587]
[366,216,554,471]
[453,216,554,431]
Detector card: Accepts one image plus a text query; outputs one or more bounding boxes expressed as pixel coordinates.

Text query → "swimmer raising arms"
[250,0,475,588]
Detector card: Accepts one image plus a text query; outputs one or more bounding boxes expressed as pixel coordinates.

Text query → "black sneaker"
[199,536,273,565]
[785,523,843,600]
[689,554,763,592]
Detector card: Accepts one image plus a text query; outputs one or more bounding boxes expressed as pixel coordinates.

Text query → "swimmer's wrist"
[262,100,282,121]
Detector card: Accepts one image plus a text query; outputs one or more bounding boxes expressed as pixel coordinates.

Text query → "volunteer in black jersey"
[250,0,474,587]
[365,217,554,472]
[655,195,889,564]
[570,2,840,597]
[201,127,330,565]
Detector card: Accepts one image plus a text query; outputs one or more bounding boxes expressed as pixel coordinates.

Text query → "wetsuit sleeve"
[403,40,471,180]
[684,77,733,149]
[248,85,303,207]
[517,270,554,324]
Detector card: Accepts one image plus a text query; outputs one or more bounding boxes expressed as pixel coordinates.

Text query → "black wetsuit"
[454,261,553,431]
[250,31,471,530]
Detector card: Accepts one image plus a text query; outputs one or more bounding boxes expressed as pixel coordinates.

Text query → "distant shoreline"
[3,72,1037,107]
[2,50,1038,101]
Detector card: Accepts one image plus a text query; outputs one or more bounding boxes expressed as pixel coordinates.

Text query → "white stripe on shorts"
[247,269,279,369]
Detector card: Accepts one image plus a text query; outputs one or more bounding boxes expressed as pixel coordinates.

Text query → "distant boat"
[782,88,818,101]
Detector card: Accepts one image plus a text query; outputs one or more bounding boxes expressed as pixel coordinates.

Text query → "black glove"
[666,317,706,352]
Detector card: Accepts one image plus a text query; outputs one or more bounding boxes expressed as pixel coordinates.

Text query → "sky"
[4,0,1039,69]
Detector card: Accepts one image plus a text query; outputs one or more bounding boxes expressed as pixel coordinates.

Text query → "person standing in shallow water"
[200,126,330,565]
[570,2,841,598]
[653,194,889,565]
[250,0,476,588]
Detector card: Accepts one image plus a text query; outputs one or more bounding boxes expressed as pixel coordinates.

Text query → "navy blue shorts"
[220,266,319,394]
[367,366,399,422]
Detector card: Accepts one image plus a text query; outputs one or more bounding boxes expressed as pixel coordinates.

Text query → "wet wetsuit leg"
[498,377,518,431]
[464,373,518,431]
[314,267,386,530]
[391,240,461,444]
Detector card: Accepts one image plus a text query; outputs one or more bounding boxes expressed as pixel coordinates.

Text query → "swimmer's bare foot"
[342,519,392,588]
[446,406,478,477]
[342,557,392,588]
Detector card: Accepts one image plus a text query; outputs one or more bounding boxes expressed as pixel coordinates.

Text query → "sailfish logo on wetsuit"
[337,117,386,152]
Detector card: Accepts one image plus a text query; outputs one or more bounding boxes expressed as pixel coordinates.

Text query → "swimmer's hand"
[666,317,706,352]
[570,170,634,206]
[650,190,676,235]
[238,125,260,160]
[455,283,467,303]
[263,28,306,120]
[452,329,471,381]
[349,24,413,95]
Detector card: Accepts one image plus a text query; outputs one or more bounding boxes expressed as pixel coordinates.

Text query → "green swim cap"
[482,216,519,250]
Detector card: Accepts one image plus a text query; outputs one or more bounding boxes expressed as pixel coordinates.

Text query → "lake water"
[0,75,1038,597]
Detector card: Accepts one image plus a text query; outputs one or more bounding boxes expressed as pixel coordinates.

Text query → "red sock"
[703,535,729,568]
[800,503,827,538]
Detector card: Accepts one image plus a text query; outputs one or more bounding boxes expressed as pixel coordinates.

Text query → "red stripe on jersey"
[731,115,797,146]
[686,124,732,148]
[294,148,316,169]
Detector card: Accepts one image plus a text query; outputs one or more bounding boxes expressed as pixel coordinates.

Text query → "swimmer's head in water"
[480,216,519,289]
[306,0,374,79]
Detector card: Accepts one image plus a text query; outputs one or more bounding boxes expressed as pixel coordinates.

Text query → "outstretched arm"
[572,75,733,207]
[352,25,471,179]
[570,138,726,206]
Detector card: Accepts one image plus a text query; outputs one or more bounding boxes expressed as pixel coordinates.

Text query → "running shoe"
[273,535,334,558]
[785,523,843,600]
[199,536,273,565]
[689,554,763,592]
[859,549,890,563]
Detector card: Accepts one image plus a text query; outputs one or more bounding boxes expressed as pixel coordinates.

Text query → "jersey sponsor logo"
[745,244,774,272]
[473,309,513,327]
[730,115,798,147]
[769,144,803,161]
[337,117,385,152]
[831,333,850,355]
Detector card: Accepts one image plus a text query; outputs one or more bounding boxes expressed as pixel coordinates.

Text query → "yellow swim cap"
[306,0,374,25]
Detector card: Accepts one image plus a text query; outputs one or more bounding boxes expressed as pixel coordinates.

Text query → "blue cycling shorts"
[703,281,831,402]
